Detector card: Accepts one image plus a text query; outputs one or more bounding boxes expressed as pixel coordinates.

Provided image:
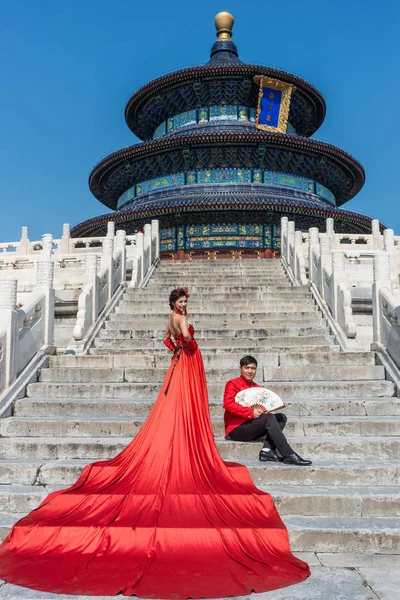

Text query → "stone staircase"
[0,259,399,566]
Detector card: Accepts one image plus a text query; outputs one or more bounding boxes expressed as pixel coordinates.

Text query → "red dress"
[0,326,310,598]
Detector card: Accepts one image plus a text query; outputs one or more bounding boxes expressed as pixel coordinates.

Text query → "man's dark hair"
[240,355,258,368]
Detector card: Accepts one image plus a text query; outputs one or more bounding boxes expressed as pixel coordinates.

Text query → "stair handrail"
[0,234,56,411]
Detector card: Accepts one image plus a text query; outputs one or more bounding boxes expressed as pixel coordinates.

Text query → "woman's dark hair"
[240,355,258,368]
[169,288,188,310]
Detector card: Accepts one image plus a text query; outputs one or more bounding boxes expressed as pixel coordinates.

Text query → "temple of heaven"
[72,12,376,259]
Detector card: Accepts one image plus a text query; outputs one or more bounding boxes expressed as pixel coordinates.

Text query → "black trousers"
[229,413,294,458]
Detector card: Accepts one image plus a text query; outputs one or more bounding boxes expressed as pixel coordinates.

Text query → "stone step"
[0,485,47,513]
[1,458,397,488]
[0,482,398,519]
[118,298,317,308]
[280,351,376,366]
[127,289,310,298]
[0,510,397,552]
[15,397,400,419]
[92,335,335,349]
[115,301,317,313]
[152,270,286,277]
[149,279,292,286]
[48,350,373,369]
[27,379,392,400]
[144,283,297,291]
[153,266,285,270]
[38,365,385,384]
[98,326,330,340]
[109,310,322,321]
[106,316,326,329]
[284,515,400,553]
[3,416,399,439]
[0,436,398,460]
[89,344,340,355]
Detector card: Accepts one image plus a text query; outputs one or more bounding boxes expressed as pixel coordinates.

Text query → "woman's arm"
[163,319,176,352]
[163,321,171,341]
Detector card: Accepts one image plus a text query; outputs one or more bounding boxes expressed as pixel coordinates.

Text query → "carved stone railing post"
[144,223,152,272]
[383,228,397,285]
[101,235,114,301]
[319,236,332,301]
[281,217,288,264]
[372,252,391,345]
[128,232,144,288]
[326,218,335,247]
[331,251,346,320]
[136,232,144,283]
[85,254,99,322]
[36,235,55,347]
[17,227,30,255]
[287,221,295,274]
[151,219,160,261]
[58,223,71,254]
[0,278,18,386]
[294,230,307,285]
[115,229,127,284]
[308,227,320,283]
[372,219,383,251]
[107,221,115,239]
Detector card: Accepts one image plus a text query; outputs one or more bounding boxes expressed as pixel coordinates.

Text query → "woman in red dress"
[0,288,310,598]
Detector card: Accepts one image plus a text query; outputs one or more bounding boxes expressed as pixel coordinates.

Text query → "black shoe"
[259,449,280,462]
[282,453,312,466]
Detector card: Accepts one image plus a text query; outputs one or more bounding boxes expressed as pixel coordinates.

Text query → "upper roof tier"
[125,13,326,140]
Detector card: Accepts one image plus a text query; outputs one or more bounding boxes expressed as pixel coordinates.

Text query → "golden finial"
[214,12,234,40]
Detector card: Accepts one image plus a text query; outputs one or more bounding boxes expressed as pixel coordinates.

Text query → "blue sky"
[1,0,399,242]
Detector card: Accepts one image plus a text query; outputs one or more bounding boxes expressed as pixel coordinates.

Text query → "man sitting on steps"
[223,355,312,466]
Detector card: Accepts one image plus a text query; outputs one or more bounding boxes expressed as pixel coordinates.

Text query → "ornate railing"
[281,216,400,355]
[0,220,160,401]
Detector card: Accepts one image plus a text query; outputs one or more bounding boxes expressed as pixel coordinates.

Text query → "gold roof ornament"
[214,12,234,40]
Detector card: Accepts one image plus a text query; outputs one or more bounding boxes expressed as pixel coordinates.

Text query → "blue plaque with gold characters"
[254,76,295,133]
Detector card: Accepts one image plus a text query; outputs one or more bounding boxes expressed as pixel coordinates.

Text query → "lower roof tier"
[89,131,365,210]
[73,185,377,237]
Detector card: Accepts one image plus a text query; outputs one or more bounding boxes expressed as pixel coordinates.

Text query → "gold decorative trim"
[254,76,295,133]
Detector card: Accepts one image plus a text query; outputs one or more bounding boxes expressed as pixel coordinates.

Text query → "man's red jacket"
[223,376,259,435]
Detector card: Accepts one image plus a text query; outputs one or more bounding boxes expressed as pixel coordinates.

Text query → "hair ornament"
[178,288,189,299]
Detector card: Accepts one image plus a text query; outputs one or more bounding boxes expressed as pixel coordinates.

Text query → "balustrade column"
[326,218,335,247]
[36,234,55,346]
[383,228,396,284]
[115,229,127,284]
[372,219,383,250]
[135,232,144,285]
[280,217,288,264]
[372,252,391,345]
[151,219,160,261]
[319,236,332,301]
[308,227,320,283]
[107,221,115,239]
[17,227,30,255]
[331,251,345,319]
[58,223,71,254]
[101,236,114,301]
[85,254,98,321]
[294,230,307,285]
[143,224,152,274]
[287,221,295,273]
[0,278,18,386]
